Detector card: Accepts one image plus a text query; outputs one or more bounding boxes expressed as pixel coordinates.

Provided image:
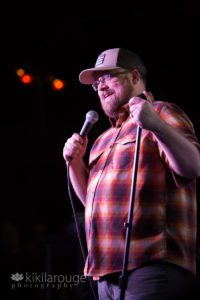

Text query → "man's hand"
[63,133,88,161]
[129,91,160,130]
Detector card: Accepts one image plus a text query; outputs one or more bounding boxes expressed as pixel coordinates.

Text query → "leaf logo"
[11,273,24,281]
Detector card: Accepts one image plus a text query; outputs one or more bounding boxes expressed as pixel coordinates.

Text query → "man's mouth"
[104,92,113,100]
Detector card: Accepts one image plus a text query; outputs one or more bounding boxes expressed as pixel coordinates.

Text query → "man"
[63,48,200,299]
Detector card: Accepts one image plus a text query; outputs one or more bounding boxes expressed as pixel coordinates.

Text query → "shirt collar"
[109,104,130,128]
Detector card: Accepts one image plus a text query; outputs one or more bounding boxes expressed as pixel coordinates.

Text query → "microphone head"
[86,110,99,124]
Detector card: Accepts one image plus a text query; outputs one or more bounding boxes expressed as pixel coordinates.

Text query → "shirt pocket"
[111,137,136,170]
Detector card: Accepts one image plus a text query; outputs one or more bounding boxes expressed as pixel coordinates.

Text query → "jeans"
[97,261,195,300]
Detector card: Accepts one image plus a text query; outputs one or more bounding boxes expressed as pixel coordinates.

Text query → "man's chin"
[102,106,120,118]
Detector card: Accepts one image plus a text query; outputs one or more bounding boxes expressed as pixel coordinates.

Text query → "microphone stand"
[119,93,146,300]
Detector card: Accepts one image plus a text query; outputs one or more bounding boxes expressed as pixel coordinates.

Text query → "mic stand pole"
[119,93,146,300]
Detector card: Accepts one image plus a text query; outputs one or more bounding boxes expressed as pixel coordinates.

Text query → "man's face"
[95,70,134,118]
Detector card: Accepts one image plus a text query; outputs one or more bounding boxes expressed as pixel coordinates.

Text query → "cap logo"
[95,54,106,66]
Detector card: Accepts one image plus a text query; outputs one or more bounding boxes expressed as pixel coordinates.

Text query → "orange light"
[21,74,33,84]
[16,68,25,77]
[52,79,65,90]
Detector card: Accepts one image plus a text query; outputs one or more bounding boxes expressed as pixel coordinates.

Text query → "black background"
[4,2,200,299]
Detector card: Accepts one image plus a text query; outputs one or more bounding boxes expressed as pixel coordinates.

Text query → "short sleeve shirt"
[84,101,200,277]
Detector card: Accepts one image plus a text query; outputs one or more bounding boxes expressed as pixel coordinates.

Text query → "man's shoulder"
[96,126,113,140]
[91,126,114,150]
[153,100,173,109]
[152,100,184,114]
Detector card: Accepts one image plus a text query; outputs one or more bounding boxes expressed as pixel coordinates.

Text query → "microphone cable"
[66,159,98,300]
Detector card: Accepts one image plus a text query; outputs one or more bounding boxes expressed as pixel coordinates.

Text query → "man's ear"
[130,69,140,84]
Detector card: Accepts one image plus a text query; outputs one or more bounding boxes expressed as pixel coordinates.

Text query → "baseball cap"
[79,48,146,84]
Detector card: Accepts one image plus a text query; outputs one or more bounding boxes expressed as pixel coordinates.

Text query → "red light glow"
[52,79,65,90]
[21,74,33,84]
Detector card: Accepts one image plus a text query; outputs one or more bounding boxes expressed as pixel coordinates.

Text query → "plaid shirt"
[84,101,200,277]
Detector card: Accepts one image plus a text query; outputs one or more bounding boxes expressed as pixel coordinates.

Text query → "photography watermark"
[10,272,87,290]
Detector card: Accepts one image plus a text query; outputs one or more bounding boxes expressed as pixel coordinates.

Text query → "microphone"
[79,110,99,137]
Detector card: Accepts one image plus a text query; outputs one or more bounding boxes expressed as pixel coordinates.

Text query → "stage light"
[21,74,33,85]
[16,68,25,77]
[16,68,33,85]
[52,79,65,91]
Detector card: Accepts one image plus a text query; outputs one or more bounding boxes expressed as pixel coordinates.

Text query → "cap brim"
[79,66,121,84]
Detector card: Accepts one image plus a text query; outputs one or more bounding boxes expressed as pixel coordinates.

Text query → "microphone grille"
[86,110,99,124]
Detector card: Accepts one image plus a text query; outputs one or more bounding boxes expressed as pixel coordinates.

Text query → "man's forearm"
[68,158,89,205]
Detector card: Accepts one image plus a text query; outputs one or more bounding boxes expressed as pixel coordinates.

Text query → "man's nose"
[98,80,108,90]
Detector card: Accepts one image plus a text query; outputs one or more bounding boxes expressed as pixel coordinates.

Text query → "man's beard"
[101,97,129,118]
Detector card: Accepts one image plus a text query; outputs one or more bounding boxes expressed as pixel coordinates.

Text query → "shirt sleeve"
[153,102,200,185]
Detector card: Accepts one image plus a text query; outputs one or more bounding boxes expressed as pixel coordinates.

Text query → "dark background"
[4,2,200,299]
